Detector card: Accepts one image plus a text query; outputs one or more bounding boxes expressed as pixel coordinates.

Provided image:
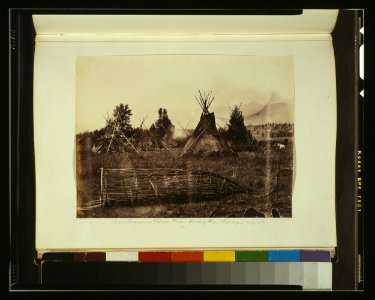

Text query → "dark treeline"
[77,102,293,153]
[77,104,175,152]
[248,123,294,139]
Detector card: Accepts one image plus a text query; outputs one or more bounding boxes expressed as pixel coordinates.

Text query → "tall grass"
[76,139,293,217]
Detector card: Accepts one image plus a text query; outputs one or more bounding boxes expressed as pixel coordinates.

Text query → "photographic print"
[76,55,294,218]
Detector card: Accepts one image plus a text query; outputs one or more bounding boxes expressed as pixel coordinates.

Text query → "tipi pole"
[106,125,116,154]
[180,121,211,157]
[118,127,140,155]
[100,167,104,206]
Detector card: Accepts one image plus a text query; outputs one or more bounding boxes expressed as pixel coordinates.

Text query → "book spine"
[332,10,363,291]
[356,10,364,291]
[9,12,38,289]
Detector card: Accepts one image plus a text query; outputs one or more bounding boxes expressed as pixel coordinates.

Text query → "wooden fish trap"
[100,168,248,206]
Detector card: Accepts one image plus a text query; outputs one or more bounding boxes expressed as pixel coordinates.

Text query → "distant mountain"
[241,102,266,116]
[244,102,293,125]
[213,102,266,127]
[212,101,293,127]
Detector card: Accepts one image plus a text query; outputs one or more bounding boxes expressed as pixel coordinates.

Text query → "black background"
[5,1,370,293]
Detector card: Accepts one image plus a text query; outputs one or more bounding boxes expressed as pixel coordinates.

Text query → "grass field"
[76,139,293,218]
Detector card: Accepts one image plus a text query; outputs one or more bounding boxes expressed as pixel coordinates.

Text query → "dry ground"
[76,139,293,218]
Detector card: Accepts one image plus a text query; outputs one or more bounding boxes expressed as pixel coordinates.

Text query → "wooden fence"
[100,168,248,206]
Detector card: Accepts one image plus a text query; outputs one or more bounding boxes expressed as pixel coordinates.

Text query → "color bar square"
[303,262,319,289]
[171,251,203,262]
[73,252,106,262]
[201,263,217,284]
[268,250,300,262]
[138,252,171,262]
[274,262,290,285]
[204,251,235,262]
[288,262,304,286]
[235,251,268,262]
[260,262,276,284]
[300,250,331,262]
[186,263,203,284]
[317,263,332,290]
[42,253,74,261]
[244,263,261,283]
[230,263,246,284]
[216,263,232,284]
[106,252,138,261]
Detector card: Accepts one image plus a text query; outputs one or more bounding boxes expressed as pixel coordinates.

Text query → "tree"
[227,105,248,143]
[112,103,133,134]
[98,103,134,152]
[156,108,172,131]
[150,108,174,147]
[226,105,258,151]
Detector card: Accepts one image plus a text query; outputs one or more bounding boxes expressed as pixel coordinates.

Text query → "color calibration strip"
[40,251,332,290]
[43,250,331,263]
[41,261,332,290]
[135,250,329,262]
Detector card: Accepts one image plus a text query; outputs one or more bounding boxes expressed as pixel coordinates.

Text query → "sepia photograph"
[75,55,294,218]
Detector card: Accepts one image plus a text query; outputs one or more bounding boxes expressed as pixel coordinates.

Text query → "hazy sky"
[76,55,294,133]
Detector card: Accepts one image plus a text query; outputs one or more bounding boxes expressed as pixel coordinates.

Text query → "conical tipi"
[181,91,230,156]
